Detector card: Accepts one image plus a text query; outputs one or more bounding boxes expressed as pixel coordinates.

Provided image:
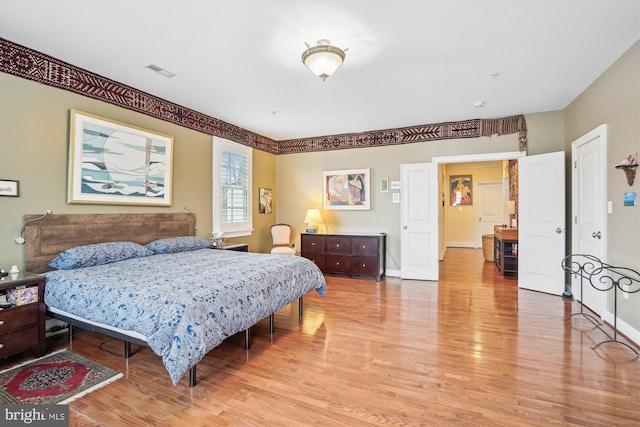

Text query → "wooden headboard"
[25,213,196,273]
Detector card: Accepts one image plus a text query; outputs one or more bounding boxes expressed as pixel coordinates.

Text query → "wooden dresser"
[494,226,518,276]
[301,233,386,281]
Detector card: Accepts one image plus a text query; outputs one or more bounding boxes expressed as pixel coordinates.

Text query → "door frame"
[571,125,609,317]
[433,151,525,264]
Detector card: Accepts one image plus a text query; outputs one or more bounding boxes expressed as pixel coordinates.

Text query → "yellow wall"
[444,161,503,247]
[0,73,276,268]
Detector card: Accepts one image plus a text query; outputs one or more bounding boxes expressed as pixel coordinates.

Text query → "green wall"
[564,41,640,333]
[0,73,276,269]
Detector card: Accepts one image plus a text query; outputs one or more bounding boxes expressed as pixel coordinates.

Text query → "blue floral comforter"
[44,249,326,385]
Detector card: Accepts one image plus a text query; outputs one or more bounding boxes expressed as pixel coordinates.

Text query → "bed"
[24,213,327,386]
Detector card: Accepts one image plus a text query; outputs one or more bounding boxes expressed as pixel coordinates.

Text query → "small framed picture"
[450,175,472,206]
[259,187,272,214]
[379,177,389,193]
[0,180,19,197]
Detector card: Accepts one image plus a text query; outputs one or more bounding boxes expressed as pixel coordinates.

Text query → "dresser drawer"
[304,254,326,270]
[326,236,351,255]
[351,237,379,257]
[301,235,325,254]
[0,303,39,333]
[326,255,351,274]
[351,256,379,276]
[0,326,40,358]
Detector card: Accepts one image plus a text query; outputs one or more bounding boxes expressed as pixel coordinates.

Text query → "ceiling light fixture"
[302,39,346,81]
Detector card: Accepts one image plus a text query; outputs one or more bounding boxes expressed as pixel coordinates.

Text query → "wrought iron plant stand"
[561,254,639,356]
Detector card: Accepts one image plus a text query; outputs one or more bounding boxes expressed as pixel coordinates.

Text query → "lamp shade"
[302,39,346,81]
[507,200,516,215]
[304,209,324,225]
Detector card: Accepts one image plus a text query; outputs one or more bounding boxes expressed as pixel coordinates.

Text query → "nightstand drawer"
[0,326,40,358]
[0,303,39,332]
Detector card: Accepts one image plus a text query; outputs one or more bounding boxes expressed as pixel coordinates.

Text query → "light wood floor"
[4,248,640,426]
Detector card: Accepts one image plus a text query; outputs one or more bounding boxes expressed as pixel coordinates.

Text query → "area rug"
[0,349,123,404]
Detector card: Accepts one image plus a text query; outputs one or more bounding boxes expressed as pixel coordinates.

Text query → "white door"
[401,163,438,280]
[476,181,503,247]
[572,125,607,315]
[518,152,566,295]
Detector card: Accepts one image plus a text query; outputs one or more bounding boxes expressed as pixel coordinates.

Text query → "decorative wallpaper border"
[1,38,527,155]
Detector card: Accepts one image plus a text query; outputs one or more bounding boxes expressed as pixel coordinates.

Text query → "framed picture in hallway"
[323,168,370,210]
[450,175,472,206]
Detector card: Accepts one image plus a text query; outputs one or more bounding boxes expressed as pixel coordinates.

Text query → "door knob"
[555,227,563,234]
[592,231,602,239]
[403,225,407,229]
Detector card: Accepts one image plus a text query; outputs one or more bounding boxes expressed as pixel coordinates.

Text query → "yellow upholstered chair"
[270,224,296,255]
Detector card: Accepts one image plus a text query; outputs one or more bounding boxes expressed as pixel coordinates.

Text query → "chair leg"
[299,296,303,317]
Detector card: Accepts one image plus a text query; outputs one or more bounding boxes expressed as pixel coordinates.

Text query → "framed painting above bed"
[68,109,174,206]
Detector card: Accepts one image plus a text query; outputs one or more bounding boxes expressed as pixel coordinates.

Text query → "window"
[212,136,253,237]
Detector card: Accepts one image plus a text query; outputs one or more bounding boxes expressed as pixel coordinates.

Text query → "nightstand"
[212,243,249,252]
[0,272,47,359]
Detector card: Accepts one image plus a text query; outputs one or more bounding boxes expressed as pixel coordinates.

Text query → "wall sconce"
[15,210,53,244]
[615,153,638,186]
[303,209,324,233]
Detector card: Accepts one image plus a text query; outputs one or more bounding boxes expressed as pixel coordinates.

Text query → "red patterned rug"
[0,350,122,404]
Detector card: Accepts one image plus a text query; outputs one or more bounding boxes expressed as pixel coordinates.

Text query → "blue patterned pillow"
[49,241,154,270]
[146,236,211,254]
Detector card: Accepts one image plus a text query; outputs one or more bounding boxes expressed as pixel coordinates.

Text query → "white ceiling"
[1,0,639,141]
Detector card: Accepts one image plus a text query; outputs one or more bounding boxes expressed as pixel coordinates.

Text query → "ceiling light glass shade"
[302,39,346,81]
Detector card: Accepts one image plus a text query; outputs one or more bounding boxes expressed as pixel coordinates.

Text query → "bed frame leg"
[124,341,132,358]
[298,296,303,317]
[189,365,196,387]
[244,328,251,349]
[269,313,275,334]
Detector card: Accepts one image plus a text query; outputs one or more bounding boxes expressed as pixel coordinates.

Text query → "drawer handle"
[336,262,340,265]
[312,242,315,246]
[0,343,3,349]
[362,245,366,249]
[0,320,4,326]
[362,264,366,267]
[336,244,340,247]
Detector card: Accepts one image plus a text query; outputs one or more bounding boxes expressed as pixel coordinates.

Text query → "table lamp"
[304,209,323,233]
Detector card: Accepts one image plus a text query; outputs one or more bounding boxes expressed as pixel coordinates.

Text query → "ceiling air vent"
[145,64,176,78]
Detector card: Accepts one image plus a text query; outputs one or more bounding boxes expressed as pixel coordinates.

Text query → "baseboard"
[386,269,401,277]
[602,310,640,348]
[446,242,476,248]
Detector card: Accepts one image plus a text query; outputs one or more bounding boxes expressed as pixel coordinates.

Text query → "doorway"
[434,152,525,259]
